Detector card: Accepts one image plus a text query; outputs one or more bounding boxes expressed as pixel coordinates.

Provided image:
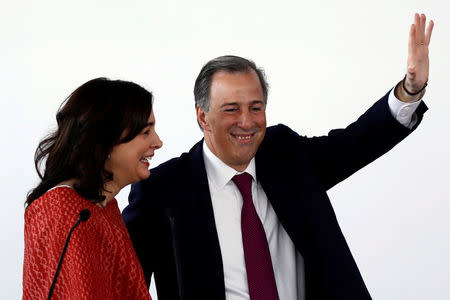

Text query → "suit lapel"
[174,141,226,299]
[255,132,310,254]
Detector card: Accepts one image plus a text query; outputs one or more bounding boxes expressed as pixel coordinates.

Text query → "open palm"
[405,13,434,93]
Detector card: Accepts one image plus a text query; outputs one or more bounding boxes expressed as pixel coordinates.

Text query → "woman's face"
[105,110,162,188]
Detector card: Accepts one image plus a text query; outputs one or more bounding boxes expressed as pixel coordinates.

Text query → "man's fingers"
[409,23,416,50]
[411,13,433,46]
[414,13,421,42]
[420,14,426,35]
[425,20,434,45]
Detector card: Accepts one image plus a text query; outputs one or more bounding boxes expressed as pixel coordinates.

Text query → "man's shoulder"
[263,123,304,145]
[128,140,205,206]
[148,140,203,180]
[266,123,292,135]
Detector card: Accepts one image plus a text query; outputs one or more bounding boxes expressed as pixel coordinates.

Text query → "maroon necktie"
[232,173,280,300]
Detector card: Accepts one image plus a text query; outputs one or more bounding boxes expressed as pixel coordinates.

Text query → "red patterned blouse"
[23,186,151,299]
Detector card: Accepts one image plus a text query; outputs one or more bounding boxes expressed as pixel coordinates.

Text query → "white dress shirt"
[203,90,422,300]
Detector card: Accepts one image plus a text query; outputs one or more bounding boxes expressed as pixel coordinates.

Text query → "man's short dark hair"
[194,55,269,112]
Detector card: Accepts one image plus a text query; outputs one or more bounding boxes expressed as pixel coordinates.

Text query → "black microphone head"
[79,209,91,222]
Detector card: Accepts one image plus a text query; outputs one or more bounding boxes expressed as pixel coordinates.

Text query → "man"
[123,14,433,300]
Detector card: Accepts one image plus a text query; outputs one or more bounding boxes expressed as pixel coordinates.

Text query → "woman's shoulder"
[25,186,87,225]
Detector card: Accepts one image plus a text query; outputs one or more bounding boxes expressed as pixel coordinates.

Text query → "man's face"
[197,69,266,172]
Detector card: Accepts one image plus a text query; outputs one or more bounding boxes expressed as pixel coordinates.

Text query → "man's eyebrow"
[220,102,239,108]
[220,100,264,108]
[250,100,265,105]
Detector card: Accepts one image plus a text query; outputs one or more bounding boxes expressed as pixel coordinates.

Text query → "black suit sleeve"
[281,90,427,190]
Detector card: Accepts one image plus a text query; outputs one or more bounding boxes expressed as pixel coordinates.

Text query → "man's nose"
[238,111,253,130]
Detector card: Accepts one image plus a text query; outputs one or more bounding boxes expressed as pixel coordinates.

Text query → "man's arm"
[390,13,434,128]
[397,13,434,103]
[298,13,434,190]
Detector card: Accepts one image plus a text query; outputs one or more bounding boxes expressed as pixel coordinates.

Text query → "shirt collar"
[202,140,256,189]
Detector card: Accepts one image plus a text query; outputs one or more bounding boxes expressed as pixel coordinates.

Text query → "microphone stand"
[47,209,90,300]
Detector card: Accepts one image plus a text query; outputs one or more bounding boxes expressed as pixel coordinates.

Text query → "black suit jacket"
[123,91,427,300]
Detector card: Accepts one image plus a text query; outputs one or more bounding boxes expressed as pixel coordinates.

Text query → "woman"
[23,78,162,299]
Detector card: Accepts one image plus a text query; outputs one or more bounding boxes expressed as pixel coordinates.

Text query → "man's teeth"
[236,135,251,140]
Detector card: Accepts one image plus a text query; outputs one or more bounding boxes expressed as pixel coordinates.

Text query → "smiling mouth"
[231,133,256,143]
[140,156,152,164]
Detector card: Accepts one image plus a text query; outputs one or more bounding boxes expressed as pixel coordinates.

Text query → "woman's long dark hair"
[26,78,153,206]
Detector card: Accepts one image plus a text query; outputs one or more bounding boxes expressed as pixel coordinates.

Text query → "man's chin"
[228,153,256,168]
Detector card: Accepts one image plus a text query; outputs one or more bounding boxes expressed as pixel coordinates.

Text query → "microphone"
[166,209,184,300]
[79,209,91,222]
[47,209,91,300]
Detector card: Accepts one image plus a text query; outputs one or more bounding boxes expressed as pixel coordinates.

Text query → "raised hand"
[404,13,434,94]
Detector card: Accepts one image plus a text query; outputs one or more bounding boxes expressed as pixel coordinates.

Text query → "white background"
[1,1,449,299]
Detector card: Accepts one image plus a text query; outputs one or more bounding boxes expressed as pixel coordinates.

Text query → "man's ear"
[196,106,210,131]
